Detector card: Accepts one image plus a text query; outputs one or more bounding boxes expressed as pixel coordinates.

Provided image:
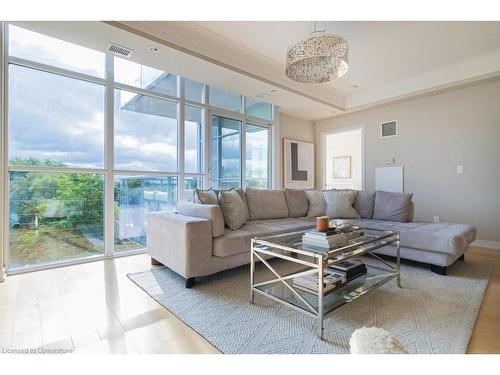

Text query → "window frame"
[0,23,274,274]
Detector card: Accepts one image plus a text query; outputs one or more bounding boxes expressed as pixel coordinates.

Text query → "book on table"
[306,228,339,236]
[328,260,367,281]
[292,269,347,295]
[302,229,365,250]
[302,232,349,250]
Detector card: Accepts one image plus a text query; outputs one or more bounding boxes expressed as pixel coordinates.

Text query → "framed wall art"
[333,156,351,178]
[283,138,315,189]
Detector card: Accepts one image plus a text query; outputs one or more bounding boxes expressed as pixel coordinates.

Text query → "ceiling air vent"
[380,121,397,138]
[107,43,134,58]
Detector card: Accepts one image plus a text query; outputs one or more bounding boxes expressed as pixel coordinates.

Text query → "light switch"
[457,165,464,175]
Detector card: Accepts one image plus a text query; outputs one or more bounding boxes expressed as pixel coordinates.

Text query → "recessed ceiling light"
[149,46,160,53]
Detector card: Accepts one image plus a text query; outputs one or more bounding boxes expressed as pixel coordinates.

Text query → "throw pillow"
[284,189,309,217]
[305,190,326,217]
[353,190,376,219]
[235,188,250,221]
[373,191,413,222]
[219,188,247,230]
[323,190,360,219]
[195,188,219,205]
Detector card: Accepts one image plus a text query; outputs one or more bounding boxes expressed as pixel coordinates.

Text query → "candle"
[316,216,330,231]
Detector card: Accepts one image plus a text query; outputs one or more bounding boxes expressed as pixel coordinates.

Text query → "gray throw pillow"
[305,190,326,217]
[284,189,309,217]
[219,189,246,230]
[195,188,219,205]
[235,188,250,221]
[354,190,376,219]
[323,190,360,219]
[373,191,413,222]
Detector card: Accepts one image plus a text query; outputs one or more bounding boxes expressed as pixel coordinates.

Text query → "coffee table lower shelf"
[251,265,399,337]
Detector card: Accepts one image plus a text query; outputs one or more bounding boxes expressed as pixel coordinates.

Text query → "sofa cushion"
[213,217,315,257]
[177,200,225,238]
[354,190,376,219]
[373,191,413,222]
[219,189,246,230]
[305,190,326,217]
[352,219,476,256]
[195,188,219,205]
[284,189,309,217]
[323,190,360,219]
[245,188,288,220]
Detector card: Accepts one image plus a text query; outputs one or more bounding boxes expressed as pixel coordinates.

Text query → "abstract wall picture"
[333,156,351,178]
[283,138,315,189]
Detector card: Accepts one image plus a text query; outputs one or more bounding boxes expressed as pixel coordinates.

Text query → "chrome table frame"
[250,228,401,339]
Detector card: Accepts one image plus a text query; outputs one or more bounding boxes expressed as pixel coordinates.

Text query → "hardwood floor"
[0,254,219,354]
[0,246,498,354]
[465,247,500,353]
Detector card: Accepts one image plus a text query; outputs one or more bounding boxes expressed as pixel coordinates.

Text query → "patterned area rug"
[127,258,489,354]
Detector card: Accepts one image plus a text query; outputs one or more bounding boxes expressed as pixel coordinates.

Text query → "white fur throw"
[349,327,408,354]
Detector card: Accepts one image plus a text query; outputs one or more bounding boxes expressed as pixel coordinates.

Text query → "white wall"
[315,80,500,242]
[324,129,362,190]
[279,113,315,188]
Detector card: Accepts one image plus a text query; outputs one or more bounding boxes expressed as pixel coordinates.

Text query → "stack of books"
[292,270,347,295]
[328,260,367,282]
[302,228,366,251]
[302,229,348,250]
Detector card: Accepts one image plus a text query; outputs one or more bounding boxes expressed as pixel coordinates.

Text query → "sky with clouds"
[8,24,267,180]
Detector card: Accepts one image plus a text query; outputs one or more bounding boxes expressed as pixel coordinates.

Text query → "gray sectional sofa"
[146,188,476,288]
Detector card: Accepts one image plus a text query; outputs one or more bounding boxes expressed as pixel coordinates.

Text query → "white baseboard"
[472,239,500,250]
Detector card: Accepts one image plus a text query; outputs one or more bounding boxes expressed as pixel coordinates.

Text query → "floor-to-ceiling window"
[7,25,107,270]
[2,23,274,272]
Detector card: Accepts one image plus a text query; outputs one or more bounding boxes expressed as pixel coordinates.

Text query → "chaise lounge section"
[146,188,476,287]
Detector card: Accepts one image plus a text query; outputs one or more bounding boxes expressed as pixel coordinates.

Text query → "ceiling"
[13,21,500,121]
[118,21,500,119]
[195,21,500,94]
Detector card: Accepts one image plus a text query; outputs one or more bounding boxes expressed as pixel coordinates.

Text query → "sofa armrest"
[146,212,213,278]
[177,200,225,238]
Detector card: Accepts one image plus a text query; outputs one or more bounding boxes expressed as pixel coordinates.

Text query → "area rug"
[127,258,489,354]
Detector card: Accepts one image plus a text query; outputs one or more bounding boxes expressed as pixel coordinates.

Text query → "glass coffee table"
[250,227,401,339]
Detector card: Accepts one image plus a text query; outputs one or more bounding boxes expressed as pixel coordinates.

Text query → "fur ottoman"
[349,327,407,354]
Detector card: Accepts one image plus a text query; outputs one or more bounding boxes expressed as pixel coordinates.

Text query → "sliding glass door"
[210,116,271,190]
[246,124,270,189]
[210,116,242,189]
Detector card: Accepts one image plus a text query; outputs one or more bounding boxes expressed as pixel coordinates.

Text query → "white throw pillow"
[323,190,360,219]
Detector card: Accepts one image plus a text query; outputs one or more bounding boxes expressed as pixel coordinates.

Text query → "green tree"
[9,158,104,239]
